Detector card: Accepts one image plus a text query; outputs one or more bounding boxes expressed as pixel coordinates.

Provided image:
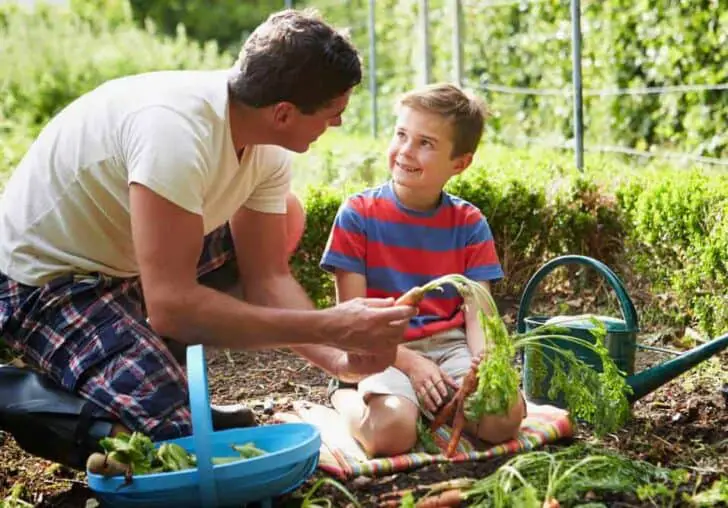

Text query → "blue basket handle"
[186,344,218,507]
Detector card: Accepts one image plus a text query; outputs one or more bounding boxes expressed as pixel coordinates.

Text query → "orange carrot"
[431,363,479,457]
[395,286,427,306]
[446,404,466,457]
[430,393,458,432]
[415,489,464,507]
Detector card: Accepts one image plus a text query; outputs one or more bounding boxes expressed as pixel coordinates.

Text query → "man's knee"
[286,192,305,256]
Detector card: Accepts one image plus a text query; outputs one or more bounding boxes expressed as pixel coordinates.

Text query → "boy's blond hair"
[396,83,488,158]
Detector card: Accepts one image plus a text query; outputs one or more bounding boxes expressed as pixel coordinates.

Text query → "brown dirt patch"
[1,322,727,507]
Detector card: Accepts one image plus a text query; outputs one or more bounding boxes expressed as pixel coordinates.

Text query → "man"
[0,9,414,444]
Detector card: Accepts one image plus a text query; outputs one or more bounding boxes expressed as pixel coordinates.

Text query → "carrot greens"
[403,274,632,446]
[461,445,670,507]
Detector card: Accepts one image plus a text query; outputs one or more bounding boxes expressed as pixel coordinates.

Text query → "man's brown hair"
[397,83,488,157]
[229,9,361,114]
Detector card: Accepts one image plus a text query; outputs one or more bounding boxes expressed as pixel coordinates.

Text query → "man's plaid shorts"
[0,224,236,440]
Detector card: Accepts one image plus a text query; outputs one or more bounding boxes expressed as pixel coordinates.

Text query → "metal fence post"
[419,0,431,85]
[570,0,584,171]
[452,0,463,87]
[368,0,378,137]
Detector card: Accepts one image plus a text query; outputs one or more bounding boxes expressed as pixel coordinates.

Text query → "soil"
[1,306,727,507]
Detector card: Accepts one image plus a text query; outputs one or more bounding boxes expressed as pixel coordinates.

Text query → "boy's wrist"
[394,345,418,375]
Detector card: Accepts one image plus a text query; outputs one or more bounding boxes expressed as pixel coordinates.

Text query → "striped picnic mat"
[274,400,573,480]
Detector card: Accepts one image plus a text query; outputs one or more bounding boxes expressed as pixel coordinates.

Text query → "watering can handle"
[187,344,218,507]
[516,255,639,334]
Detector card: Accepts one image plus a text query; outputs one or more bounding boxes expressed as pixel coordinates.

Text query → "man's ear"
[453,153,473,174]
[271,102,297,127]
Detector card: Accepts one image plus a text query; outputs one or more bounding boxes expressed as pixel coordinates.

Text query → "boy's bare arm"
[131,184,413,353]
[333,270,368,305]
[464,281,493,357]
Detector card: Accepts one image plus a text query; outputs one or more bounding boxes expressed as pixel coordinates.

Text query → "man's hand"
[403,353,459,414]
[322,297,415,354]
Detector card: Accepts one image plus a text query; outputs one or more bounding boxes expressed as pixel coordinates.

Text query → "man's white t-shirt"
[0,69,292,287]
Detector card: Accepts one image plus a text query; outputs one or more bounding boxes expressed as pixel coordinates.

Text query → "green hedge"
[0,1,230,136]
[127,0,271,54]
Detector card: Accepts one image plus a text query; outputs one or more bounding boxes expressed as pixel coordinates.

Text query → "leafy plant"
[416,417,441,454]
[636,468,691,507]
[86,431,267,478]
[392,445,671,507]
[462,445,670,507]
[298,477,361,508]
[688,478,728,507]
[398,274,632,455]
[0,483,33,508]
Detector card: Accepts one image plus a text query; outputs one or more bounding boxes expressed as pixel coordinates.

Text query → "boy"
[320,83,526,457]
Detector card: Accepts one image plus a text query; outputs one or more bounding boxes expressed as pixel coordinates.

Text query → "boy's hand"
[470,350,485,370]
[405,354,459,414]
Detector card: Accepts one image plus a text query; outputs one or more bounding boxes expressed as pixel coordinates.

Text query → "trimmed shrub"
[292,134,728,336]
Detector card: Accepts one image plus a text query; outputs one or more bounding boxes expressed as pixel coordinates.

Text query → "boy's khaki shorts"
[358,328,471,409]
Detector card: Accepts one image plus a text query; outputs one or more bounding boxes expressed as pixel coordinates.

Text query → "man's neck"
[228,100,277,155]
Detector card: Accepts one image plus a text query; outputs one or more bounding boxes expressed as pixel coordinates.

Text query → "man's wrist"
[311,307,342,348]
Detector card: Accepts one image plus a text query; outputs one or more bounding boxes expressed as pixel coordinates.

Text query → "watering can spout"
[626,332,728,402]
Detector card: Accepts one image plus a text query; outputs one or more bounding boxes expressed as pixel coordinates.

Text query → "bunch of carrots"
[382,444,670,507]
[393,274,632,458]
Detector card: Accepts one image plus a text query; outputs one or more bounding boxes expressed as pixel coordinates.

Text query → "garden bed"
[1,306,725,507]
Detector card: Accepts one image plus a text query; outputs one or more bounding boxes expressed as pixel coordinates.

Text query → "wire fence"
[344,0,728,171]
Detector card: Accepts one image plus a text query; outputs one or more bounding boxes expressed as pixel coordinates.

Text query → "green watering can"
[516,255,728,406]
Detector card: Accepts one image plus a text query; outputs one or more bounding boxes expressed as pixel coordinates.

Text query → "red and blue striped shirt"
[320,181,503,341]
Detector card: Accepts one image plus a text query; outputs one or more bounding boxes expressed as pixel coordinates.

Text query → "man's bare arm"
[130,184,413,352]
[230,204,408,374]
[334,270,419,379]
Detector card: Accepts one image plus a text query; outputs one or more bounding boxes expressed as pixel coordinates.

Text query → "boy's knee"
[358,396,418,457]
[363,413,417,457]
[473,394,526,444]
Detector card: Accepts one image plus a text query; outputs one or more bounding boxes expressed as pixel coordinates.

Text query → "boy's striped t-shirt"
[320,181,504,341]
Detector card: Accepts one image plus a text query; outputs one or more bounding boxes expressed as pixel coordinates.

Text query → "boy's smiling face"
[387,106,472,208]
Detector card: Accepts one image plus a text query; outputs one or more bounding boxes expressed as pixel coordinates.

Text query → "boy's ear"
[452,153,474,174]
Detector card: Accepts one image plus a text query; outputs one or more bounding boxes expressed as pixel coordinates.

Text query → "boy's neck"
[391,182,442,212]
